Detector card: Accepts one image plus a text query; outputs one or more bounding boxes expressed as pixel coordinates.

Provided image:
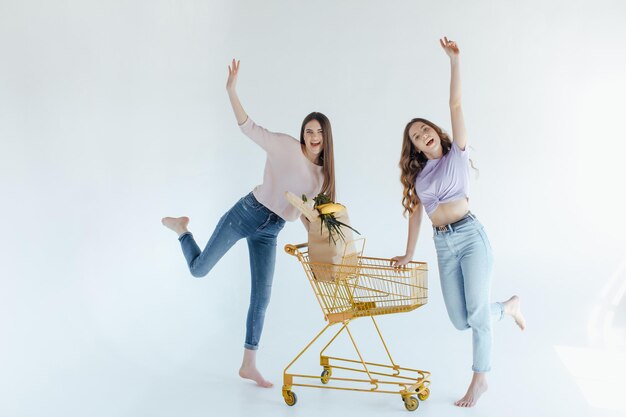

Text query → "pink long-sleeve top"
[239,117,324,221]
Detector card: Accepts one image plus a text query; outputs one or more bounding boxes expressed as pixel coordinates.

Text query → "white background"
[1,1,625,416]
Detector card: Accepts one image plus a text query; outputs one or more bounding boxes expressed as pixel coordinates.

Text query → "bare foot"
[455,373,488,407]
[239,348,273,388]
[161,216,189,236]
[503,295,526,330]
[239,366,273,388]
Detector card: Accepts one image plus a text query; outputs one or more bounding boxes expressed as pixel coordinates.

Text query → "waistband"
[245,192,284,221]
[433,212,476,234]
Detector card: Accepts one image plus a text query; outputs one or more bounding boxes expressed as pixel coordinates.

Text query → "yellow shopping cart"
[281,241,431,412]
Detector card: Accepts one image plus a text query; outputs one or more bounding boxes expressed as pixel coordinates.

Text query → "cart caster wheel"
[283,390,297,406]
[418,388,430,401]
[321,369,331,384]
[404,396,419,411]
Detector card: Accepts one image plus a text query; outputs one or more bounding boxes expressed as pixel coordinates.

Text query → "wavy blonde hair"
[399,118,452,216]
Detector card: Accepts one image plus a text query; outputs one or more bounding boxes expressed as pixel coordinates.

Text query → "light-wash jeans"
[433,213,503,372]
[177,192,285,350]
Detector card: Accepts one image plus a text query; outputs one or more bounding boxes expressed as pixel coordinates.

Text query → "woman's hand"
[391,254,412,268]
[226,58,248,125]
[440,36,459,58]
[226,58,240,93]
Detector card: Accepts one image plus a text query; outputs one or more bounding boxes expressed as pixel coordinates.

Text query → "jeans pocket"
[257,214,285,235]
[254,213,272,232]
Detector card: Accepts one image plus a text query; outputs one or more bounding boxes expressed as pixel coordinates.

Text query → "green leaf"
[313,192,332,207]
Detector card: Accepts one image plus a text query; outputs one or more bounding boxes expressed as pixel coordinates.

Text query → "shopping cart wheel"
[320,369,331,384]
[403,396,419,411]
[418,388,430,401]
[283,390,297,406]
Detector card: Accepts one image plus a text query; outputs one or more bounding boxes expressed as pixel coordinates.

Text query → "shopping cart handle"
[284,243,308,255]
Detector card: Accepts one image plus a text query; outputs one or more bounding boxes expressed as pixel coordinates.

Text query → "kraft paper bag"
[285,192,358,281]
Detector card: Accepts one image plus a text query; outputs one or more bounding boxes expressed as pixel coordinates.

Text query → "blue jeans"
[177,192,285,350]
[433,213,503,373]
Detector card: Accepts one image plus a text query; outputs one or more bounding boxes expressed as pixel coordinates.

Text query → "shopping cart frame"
[281,242,431,412]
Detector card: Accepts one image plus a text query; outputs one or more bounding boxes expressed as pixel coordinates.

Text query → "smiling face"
[303,119,324,160]
[408,121,442,158]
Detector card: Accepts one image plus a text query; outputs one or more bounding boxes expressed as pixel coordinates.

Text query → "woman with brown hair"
[392,38,526,407]
[162,59,335,387]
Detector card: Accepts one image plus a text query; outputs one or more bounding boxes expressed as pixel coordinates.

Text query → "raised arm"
[226,59,248,125]
[440,37,468,151]
[391,203,424,267]
[226,59,294,152]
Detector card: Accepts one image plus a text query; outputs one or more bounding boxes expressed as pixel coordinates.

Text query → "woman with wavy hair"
[392,38,526,407]
[162,59,335,388]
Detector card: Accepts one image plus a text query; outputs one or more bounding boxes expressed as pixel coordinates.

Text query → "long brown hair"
[300,112,336,201]
[400,118,452,216]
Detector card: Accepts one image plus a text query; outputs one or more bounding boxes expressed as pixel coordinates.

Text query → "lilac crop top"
[414,141,470,216]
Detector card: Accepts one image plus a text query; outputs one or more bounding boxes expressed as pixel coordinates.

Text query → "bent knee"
[467,319,490,332]
[450,318,470,331]
[453,322,470,331]
[190,267,208,278]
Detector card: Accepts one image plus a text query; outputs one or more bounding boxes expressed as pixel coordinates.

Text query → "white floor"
[3,218,625,417]
[3,296,623,417]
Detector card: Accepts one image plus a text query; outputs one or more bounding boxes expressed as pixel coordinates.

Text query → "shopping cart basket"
[281,241,431,412]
